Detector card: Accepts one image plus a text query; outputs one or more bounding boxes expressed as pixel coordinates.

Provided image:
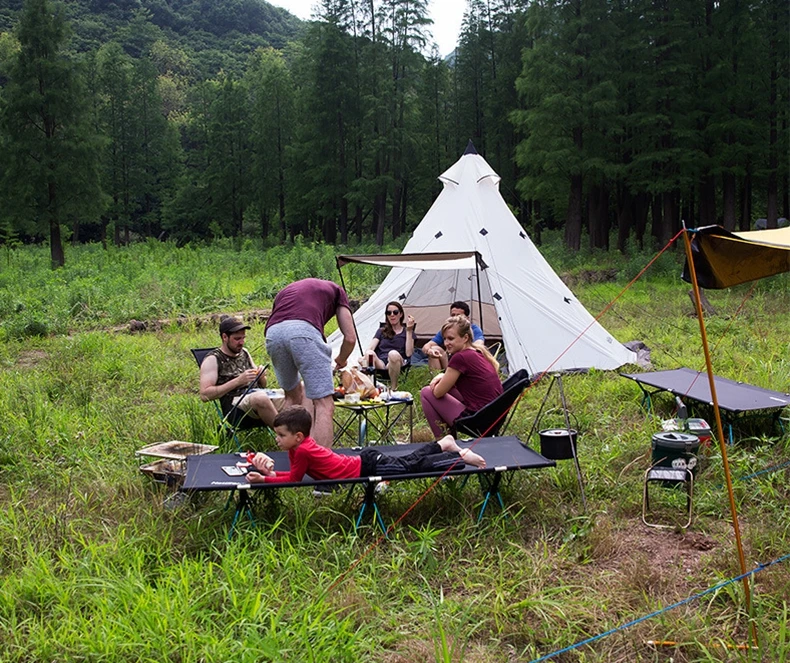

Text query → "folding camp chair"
[452,369,531,439]
[191,348,273,451]
[371,363,411,390]
[642,463,694,529]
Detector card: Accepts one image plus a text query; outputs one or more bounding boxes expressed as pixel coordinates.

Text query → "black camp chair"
[364,322,411,388]
[452,369,531,439]
[191,348,273,451]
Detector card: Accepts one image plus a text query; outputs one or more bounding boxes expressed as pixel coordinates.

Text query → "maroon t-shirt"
[447,348,503,413]
[265,278,351,339]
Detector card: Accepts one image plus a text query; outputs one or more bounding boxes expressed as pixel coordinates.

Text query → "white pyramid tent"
[329,144,636,376]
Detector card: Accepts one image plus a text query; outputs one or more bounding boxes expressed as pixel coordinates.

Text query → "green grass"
[0,239,788,662]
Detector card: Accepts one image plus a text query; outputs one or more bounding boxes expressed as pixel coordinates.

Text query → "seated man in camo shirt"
[199,316,277,426]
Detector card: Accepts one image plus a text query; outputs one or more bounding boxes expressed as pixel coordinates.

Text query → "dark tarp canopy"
[682,225,790,289]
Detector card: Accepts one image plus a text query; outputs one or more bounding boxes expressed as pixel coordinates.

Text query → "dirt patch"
[15,349,49,369]
[591,519,719,587]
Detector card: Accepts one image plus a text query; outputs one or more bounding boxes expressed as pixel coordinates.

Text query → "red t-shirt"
[266,278,351,339]
[263,437,362,484]
[447,348,503,413]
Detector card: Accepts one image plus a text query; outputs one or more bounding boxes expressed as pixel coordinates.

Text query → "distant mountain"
[0,0,305,76]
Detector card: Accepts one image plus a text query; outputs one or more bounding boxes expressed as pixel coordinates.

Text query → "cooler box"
[685,418,712,446]
[651,432,700,476]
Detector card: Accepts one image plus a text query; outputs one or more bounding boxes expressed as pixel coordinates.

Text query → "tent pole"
[474,252,484,334]
[336,258,366,357]
[682,226,756,646]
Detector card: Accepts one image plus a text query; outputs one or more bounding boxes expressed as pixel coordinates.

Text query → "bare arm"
[405,315,415,357]
[422,339,443,358]
[199,355,259,402]
[244,349,267,388]
[430,367,461,399]
[334,306,357,369]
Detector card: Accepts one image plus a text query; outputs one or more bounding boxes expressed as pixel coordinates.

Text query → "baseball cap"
[219,316,251,335]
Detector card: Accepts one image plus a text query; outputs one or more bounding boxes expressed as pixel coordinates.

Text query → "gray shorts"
[265,320,334,400]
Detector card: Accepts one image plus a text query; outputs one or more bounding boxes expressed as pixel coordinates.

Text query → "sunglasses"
[386,310,401,316]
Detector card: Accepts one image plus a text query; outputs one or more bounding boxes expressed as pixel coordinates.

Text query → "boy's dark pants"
[359,441,462,477]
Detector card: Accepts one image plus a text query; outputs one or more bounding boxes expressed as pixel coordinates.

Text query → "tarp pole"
[475,252,484,334]
[336,257,366,357]
[682,226,757,646]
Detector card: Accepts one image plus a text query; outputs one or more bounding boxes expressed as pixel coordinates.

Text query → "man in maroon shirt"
[265,278,356,448]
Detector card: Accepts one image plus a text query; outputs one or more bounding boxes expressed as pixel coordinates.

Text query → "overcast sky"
[268,0,464,58]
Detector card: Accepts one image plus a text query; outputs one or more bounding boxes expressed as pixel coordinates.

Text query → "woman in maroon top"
[419,316,503,438]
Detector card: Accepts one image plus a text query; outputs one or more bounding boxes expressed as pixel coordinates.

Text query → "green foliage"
[0,240,787,660]
[0,0,105,267]
[0,0,788,260]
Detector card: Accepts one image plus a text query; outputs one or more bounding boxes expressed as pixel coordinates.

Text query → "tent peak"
[463,140,478,156]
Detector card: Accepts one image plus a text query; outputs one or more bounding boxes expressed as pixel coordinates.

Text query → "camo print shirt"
[209,347,254,413]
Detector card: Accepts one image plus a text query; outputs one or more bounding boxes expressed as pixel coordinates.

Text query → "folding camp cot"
[622,367,789,443]
[180,436,555,538]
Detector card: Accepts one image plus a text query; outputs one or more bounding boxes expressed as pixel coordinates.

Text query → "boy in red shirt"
[247,406,485,484]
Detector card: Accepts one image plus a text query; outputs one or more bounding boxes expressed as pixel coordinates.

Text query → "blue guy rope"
[736,460,790,483]
[713,459,790,490]
[528,552,790,663]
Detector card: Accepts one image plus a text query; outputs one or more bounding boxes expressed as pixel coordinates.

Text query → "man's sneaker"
[374,481,390,495]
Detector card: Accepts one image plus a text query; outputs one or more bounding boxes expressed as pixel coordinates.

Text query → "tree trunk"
[650,195,663,245]
[633,192,648,250]
[391,181,402,239]
[661,190,679,244]
[48,180,65,268]
[355,204,363,244]
[100,216,109,250]
[531,200,542,246]
[588,182,609,249]
[739,172,752,231]
[766,0,779,228]
[616,185,633,253]
[722,172,737,231]
[698,173,717,226]
[399,179,408,239]
[260,208,269,245]
[374,192,386,246]
[339,196,348,245]
[564,172,583,251]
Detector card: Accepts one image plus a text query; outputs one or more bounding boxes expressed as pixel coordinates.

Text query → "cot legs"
[355,483,389,536]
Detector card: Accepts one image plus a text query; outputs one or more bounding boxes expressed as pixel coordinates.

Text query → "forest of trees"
[0,0,787,267]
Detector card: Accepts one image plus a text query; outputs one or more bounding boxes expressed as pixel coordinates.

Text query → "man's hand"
[426,346,442,358]
[334,356,348,371]
[238,368,261,386]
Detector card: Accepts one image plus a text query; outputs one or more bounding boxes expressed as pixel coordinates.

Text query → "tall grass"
[0,239,787,661]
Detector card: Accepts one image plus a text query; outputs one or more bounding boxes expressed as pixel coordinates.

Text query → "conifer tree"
[1,0,103,267]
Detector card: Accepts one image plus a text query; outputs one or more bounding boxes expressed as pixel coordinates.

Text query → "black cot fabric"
[621,368,790,414]
[182,436,555,493]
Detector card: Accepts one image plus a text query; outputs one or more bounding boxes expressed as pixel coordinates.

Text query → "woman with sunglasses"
[358,301,415,389]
